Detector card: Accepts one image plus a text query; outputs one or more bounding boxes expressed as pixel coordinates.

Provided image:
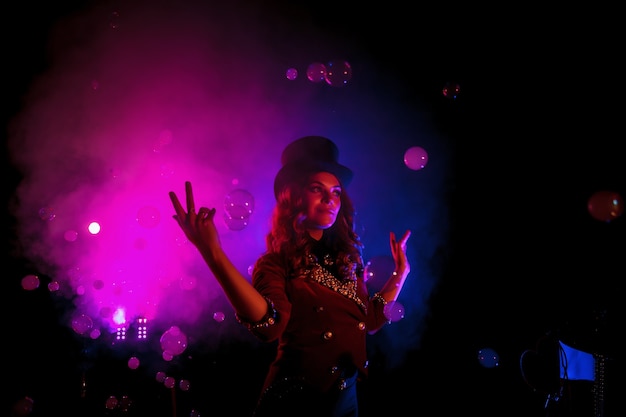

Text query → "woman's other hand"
[390,229,411,278]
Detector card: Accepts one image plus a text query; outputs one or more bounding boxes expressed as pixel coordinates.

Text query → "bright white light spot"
[88,221,101,234]
[113,308,126,325]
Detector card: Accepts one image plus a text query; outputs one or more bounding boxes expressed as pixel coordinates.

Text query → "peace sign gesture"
[390,229,411,279]
[169,181,220,252]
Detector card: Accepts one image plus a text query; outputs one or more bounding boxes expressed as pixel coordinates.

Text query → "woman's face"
[302,171,342,238]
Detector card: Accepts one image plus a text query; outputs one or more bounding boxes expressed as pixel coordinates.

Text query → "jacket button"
[323,331,333,340]
[357,322,366,330]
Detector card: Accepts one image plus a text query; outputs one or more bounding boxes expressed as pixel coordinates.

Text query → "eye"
[332,189,342,197]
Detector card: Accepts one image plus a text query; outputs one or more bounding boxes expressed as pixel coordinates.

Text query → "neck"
[307,229,323,241]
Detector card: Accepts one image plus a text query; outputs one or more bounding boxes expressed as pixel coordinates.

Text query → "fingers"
[390,230,411,253]
[200,207,217,223]
[169,181,197,214]
[399,229,411,246]
[185,181,195,213]
[170,182,217,225]
[169,191,185,218]
[169,182,197,221]
[197,207,213,217]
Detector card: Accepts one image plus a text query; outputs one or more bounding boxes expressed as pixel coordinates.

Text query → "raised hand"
[169,181,221,252]
[390,229,411,278]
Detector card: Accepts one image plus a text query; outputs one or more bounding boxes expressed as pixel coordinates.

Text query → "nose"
[321,191,336,206]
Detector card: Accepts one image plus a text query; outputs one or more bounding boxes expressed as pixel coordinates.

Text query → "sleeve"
[364,281,391,334]
[235,253,292,342]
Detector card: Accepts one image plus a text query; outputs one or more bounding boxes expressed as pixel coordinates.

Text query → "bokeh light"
[306,62,326,82]
[137,206,161,228]
[128,356,140,369]
[587,190,624,222]
[324,60,352,87]
[383,300,405,322]
[160,325,188,356]
[11,396,34,417]
[363,255,394,290]
[442,81,461,100]
[71,313,94,335]
[88,221,101,234]
[223,211,249,231]
[213,311,226,322]
[38,206,55,221]
[164,376,176,389]
[477,347,500,368]
[285,67,298,80]
[64,229,78,242]
[105,396,118,410]
[179,379,191,391]
[404,146,429,171]
[21,274,40,291]
[224,189,254,219]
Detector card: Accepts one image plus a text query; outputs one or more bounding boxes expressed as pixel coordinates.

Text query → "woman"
[169,136,411,417]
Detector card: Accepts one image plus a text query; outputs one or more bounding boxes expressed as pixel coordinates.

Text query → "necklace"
[306,253,366,311]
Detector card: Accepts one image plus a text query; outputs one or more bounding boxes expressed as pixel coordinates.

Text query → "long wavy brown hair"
[265,173,364,280]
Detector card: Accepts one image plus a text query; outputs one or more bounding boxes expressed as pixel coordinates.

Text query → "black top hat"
[273,136,353,198]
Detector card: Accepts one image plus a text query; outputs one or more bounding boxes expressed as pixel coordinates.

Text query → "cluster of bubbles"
[85,330,191,415]
[155,371,192,391]
[105,395,132,411]
[285,59,353,87]
[285,59,432,173]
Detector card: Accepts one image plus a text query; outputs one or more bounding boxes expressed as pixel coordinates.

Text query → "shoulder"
[254,252,290,273]
[256,251,283,264]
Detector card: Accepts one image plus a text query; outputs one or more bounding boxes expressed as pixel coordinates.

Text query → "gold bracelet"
[372,292,388,306]
[235,297,277,330]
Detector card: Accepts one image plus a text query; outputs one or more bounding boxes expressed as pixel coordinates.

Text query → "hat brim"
[274,161,353,199]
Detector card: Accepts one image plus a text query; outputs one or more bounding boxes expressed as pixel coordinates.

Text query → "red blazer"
[245,251,390,394]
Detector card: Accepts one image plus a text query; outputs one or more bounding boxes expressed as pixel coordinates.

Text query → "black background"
[4,2,624,416]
